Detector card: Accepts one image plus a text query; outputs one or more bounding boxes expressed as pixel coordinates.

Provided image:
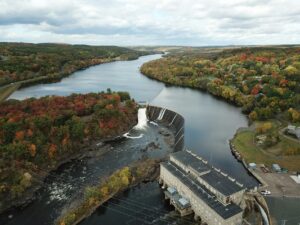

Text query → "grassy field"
[0,83,20,102]
[232,130,300,171]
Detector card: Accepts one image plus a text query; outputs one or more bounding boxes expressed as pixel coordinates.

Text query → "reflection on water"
[151,87,257,187]
[9,54,256,185]
[9,54,165,102]
[3,54,265,225]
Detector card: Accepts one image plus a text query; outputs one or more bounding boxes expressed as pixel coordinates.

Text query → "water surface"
[4,54,262,225]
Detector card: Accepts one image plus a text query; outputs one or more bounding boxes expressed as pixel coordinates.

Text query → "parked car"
[261,190,271,196]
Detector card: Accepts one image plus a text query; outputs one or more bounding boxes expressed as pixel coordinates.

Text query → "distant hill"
[0,42,150,87]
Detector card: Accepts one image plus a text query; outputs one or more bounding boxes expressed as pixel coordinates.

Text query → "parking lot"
[255,166,300,198]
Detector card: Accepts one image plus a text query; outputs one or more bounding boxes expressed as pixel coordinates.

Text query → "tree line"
[0,43,149,86]
[141,47,300,122]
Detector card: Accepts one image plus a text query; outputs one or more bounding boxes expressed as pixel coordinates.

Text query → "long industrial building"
[160,150,246,225]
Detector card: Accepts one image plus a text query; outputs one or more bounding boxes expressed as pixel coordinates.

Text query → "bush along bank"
[56,159,160,225]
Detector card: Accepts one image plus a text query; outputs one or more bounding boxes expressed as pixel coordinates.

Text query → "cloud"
[0,0,299,45]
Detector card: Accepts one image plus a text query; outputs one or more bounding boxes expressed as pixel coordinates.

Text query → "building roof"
[287,125,296,130]
[171,150,211,174]
[178,197,190,207]
[162,162,243,219]
[201,169,244,196]
[171,150,244,196]
[167,187,177,195]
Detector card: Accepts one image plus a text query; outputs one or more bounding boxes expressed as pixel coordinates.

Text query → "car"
[261,190,271,196]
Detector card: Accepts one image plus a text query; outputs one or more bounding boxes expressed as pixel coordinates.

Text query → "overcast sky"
[0,0,299,46]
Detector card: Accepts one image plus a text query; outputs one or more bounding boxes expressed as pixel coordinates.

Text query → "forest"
[0,91,137,210]
[0,43,149,87]
[141,47,300,122]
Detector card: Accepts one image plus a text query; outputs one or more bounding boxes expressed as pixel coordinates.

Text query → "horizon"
[0,0,299,46]
[1,42,300,48]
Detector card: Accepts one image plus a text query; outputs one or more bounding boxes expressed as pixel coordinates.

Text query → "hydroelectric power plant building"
[160,150,246,225]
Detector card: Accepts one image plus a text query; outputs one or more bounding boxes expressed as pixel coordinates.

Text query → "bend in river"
[4,54,262,225]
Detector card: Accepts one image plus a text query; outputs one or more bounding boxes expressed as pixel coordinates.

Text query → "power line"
[101,201,178,225]
[100,203,155,225]
[106,200,189,225]
[108,200,167,222]
[110,196,196,225]
[110,195,197,224]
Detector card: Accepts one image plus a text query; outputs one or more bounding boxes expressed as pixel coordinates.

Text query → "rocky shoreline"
[0,123,137,215]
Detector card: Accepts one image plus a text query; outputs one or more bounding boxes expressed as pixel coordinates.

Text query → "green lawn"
[232,130,300,171]
[233,131,272,164]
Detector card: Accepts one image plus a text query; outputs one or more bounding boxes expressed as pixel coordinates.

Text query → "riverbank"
[0,93,138,214]
[1,53,262,225]
[0,127,138,215]
[231,126,300,225]
[1,133,131,214]
[55,159,160,225]
[0,83,20,102]
[231,124,300,171]
[54,106,178,225]
[0,57,140,103]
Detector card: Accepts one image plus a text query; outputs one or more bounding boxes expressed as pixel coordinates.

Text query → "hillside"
[0,43,149,87]
[141,47,300,122]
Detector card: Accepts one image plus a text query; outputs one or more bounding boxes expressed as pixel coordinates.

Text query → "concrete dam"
[146,105,184,152]
[146,106,256,225]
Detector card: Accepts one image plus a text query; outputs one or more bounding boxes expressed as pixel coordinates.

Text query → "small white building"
[286,125,300,139]
[272,164,281,172]
[249,163,257,169]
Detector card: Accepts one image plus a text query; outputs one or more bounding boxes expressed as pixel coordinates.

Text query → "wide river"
[4,54,295,224]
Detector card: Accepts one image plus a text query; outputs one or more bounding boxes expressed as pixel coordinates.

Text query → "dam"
[146,105,184,152]
[147,106,247,225]
[3,54,264,225]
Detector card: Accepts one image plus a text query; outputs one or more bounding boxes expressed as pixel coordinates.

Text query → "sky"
[0,0,299,46]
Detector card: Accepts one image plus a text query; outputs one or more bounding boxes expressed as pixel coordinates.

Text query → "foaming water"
[123,108,148,139]
[134,108,148,130]
[123,132,144,139]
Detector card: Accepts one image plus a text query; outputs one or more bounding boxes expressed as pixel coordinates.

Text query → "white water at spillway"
[123,108,148,139]
[134,108,148,130]
[169,114,177,126]
[157,108,166,120]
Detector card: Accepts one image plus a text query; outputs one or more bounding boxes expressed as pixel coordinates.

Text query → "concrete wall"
[146,105,184,152]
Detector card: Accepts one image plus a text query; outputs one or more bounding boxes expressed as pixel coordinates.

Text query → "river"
[3,54,264,225]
